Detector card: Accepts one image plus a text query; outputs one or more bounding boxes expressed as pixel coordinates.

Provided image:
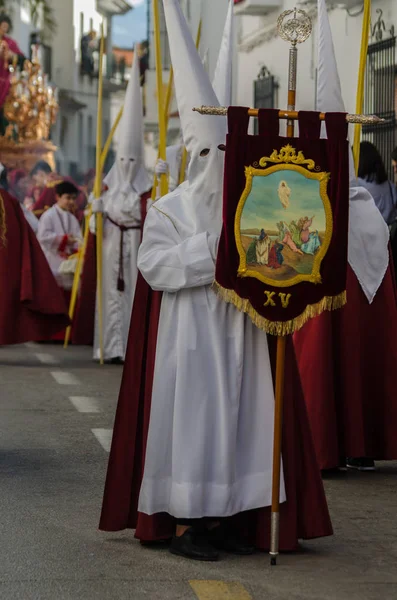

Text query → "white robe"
[137,191,286,519]
[21,204,39,234]
[37,205,82,290]
[92,185,143,362]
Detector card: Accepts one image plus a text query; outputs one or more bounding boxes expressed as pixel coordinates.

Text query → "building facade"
[235,0,396,171]
[143,0,232,168]
[47,0,132,178]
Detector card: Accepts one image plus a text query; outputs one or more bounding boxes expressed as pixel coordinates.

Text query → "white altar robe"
[92,185,143,362]
[137,190,286,519]
[37,204,82,290]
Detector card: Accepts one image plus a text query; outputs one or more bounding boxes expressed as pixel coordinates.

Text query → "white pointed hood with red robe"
[137,0,284,519]
[93,53,151,363]
[316,0,389,302]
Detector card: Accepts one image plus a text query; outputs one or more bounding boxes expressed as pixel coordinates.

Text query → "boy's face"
[392,159,397,181]
[56,193,76,212]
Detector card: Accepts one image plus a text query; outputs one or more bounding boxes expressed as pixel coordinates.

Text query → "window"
[253,66,278,134]
[80,12,84,37]
[78,113,84,163]
[87,114,93,146]
[60,116,68,147]
[87,114,94,168]
[363,35,397,179]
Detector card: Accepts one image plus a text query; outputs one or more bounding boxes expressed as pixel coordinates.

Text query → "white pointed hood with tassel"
[317,0,389,303]
[165,0,234,187]
[161,0,227,236]
[105,52,151,197]
[212,0,234,107]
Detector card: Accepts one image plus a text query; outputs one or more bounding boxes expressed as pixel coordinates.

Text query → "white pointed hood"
[163,0,226,235]
[105,52,151,196]
[316,0,389,303]
[212,0,234,107]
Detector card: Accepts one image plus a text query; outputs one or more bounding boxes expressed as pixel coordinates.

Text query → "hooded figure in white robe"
[92,53,151,363]
[316,0,389,303]
[137,0,284,561]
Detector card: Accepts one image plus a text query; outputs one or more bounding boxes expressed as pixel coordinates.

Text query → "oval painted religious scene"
[236,157,332,287]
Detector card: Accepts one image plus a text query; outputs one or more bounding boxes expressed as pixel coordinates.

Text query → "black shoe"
[208,525,255,556]
[169,528,219,562]
[105,357,125,365]
[346,457,376,471]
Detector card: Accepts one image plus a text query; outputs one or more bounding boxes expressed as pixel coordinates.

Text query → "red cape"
[100,208,332,549]
[294,263,397,469]
[32,177,87,223]
[0,191,70,345]
[71,233,97,346]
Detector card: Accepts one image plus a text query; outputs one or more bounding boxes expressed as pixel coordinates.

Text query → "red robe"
[294,263,397,470]
[71,233,97,346]
[99,199,333,550]
[32,177,87,223]
[0,191,70,345]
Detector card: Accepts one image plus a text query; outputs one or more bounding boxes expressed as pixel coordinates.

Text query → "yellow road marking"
[189,580,253,600]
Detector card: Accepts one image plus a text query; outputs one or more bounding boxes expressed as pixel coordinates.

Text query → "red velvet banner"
[215,107,349,335]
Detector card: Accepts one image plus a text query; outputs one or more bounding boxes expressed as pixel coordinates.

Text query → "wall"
[11,3,36,56]
[236,0,397,116]
[50,0,112,177]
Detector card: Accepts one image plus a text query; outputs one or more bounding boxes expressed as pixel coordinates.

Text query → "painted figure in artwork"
[278,180,291,210]
[277,221,304,255]
[298,216,321,255]
[268,241,284,269]
[289,220,302,249]
[255,228,272,264]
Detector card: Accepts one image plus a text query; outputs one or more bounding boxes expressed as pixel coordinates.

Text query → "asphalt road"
[0,342,396,600]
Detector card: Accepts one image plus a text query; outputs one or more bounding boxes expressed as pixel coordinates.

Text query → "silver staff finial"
[277,8,312,46]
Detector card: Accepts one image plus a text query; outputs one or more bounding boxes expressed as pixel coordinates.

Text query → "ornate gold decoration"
[277,8,312,47]
[259,145,316,170]
[3,46,58,144]
[212,283,346,336]
[0,138,57,172]
[234,163,332,288]
[192,106,385,125]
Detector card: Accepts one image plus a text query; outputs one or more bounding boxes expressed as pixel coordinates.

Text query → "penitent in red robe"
[0,191,70,345]
[99,201,333,550]
[294,263,397,470]
[71,190,153,346]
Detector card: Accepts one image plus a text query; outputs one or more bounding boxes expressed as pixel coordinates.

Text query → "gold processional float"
[0,46,59,171]
[194,4,382,567]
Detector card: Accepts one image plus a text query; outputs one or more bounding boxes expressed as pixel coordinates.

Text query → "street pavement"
[0,342,396,600]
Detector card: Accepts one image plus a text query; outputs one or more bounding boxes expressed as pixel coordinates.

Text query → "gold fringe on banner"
[212,281,347,336]
[0,193,7,247]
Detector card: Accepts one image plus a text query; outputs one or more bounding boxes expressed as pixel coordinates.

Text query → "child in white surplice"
[37,181,82,290]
